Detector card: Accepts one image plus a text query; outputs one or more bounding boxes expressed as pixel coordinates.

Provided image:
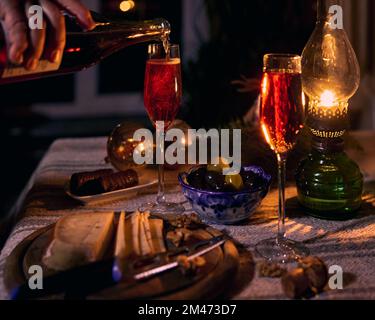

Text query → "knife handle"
[11,258,117,300]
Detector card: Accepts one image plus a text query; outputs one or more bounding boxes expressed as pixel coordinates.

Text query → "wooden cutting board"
[4,217,239,300]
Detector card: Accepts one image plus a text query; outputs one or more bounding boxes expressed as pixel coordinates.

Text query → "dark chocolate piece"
[70,169,114,195]
[93,169,139,194]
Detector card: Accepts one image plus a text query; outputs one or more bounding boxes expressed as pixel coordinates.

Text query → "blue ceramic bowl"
[178,166,272,225]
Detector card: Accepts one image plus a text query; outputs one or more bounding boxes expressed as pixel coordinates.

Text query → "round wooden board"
[4,223,239,300]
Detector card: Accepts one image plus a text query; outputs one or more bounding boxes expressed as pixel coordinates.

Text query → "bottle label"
[1,59,61,79]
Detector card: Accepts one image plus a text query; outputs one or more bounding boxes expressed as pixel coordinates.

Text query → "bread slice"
[43,212,115,271]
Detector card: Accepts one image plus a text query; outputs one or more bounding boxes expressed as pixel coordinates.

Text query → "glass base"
[139,202,185,215]
[255,238,309,263]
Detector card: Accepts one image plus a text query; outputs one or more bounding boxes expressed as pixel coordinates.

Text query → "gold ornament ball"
[106,122,145,171]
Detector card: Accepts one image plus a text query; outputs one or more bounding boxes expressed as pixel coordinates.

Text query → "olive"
[207,157,230,173]
[241,170,264,190]
[187,167,207,189]
[225,174,244,191]
[205,171,226,191]
[206,164,223,173]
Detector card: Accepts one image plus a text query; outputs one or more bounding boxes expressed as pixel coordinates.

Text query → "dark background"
[0,0,316,229]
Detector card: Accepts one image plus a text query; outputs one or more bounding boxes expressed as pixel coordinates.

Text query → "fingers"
[56,0,95,30]
[40,0,66,63]
[24,1,47,70]
[0,1,28,65]
[0,0,94,67]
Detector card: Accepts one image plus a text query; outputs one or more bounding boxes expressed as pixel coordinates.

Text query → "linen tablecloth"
[0,136,375,300]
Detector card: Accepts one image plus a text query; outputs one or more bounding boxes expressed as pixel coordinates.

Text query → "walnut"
[298,256,328,292]
[281,256,329,299]
[177,255,206,276]
[257,261,286,278]
[166,230,184,247]
[193,256,206,268]
[281,268,311,299]
[176,228,193,242]
[169,214,203,230]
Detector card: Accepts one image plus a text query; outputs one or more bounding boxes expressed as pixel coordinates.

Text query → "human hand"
[0,0,95,70]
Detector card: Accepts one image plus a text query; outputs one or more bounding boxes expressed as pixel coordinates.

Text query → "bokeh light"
[119,0,135,12]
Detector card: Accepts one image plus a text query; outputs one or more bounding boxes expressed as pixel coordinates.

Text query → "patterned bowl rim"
[178,165,272,196]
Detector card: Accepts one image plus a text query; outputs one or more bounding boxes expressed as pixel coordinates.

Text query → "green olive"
[207,157,230,173]
[225,174,244,191]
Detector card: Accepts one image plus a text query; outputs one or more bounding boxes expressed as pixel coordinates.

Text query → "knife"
[113,236,225,282]
[11,236,225,300]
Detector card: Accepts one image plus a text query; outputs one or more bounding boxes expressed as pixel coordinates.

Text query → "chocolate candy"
[70,169,114,195]
[94,169,139,194]
[70,169,138,196]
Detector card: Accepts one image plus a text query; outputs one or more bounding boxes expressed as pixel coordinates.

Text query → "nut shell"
[281,268,310,299]
[298,256,328,291]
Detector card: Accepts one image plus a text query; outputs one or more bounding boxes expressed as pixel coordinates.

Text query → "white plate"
[65,174,158,205]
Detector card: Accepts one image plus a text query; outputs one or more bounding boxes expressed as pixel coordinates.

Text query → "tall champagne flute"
[140,43,185,214]
[255,54,309,262]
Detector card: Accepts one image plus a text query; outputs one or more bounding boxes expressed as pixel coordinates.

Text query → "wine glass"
[140,43,185,214]
[255,54,309,262]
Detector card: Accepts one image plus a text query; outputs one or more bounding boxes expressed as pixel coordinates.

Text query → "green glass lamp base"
[297,194,361,221]
[296,149,363,221]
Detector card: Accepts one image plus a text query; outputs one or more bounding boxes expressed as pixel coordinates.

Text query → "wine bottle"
[0,12,171,84]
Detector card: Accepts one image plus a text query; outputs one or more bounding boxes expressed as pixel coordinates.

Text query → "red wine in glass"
[144,58,182,130]
[256,54,309,263]
[140,44,184,215]
[260,71,304,155]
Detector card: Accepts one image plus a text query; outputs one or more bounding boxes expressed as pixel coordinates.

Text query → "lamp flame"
[320,90,336,107]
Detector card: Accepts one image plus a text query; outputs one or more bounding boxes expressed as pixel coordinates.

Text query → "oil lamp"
[295,0,363,220]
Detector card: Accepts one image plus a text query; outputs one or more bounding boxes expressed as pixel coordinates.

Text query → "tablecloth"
[0,136,375,300]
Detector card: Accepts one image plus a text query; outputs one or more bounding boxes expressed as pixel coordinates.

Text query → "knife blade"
[132,237,225,281]
[11,236,225,300]
[114,236,226,281]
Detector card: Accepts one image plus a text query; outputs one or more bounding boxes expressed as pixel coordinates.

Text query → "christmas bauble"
[106,122,146,171]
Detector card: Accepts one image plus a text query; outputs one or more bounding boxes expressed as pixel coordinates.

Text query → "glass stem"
[157,164,166,204]
[277,154,287,243]
[156,130,166,205]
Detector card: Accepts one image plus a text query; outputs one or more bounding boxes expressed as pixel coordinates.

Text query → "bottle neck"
[317,0,344,21]
[82,16,171,51]
[93,18,170,37]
